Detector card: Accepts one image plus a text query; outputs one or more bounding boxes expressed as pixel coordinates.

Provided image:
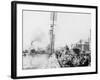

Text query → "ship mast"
[50,12,57,55]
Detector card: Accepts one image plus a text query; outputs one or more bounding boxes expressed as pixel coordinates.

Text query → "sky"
[23,10,91,50]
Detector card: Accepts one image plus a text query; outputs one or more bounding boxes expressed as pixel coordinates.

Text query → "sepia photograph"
[11,1,97,79]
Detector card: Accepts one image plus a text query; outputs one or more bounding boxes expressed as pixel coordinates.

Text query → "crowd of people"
[23,45,91,68]
[55,45,91,67]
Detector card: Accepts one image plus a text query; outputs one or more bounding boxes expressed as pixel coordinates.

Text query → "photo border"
[11,1,98,79]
